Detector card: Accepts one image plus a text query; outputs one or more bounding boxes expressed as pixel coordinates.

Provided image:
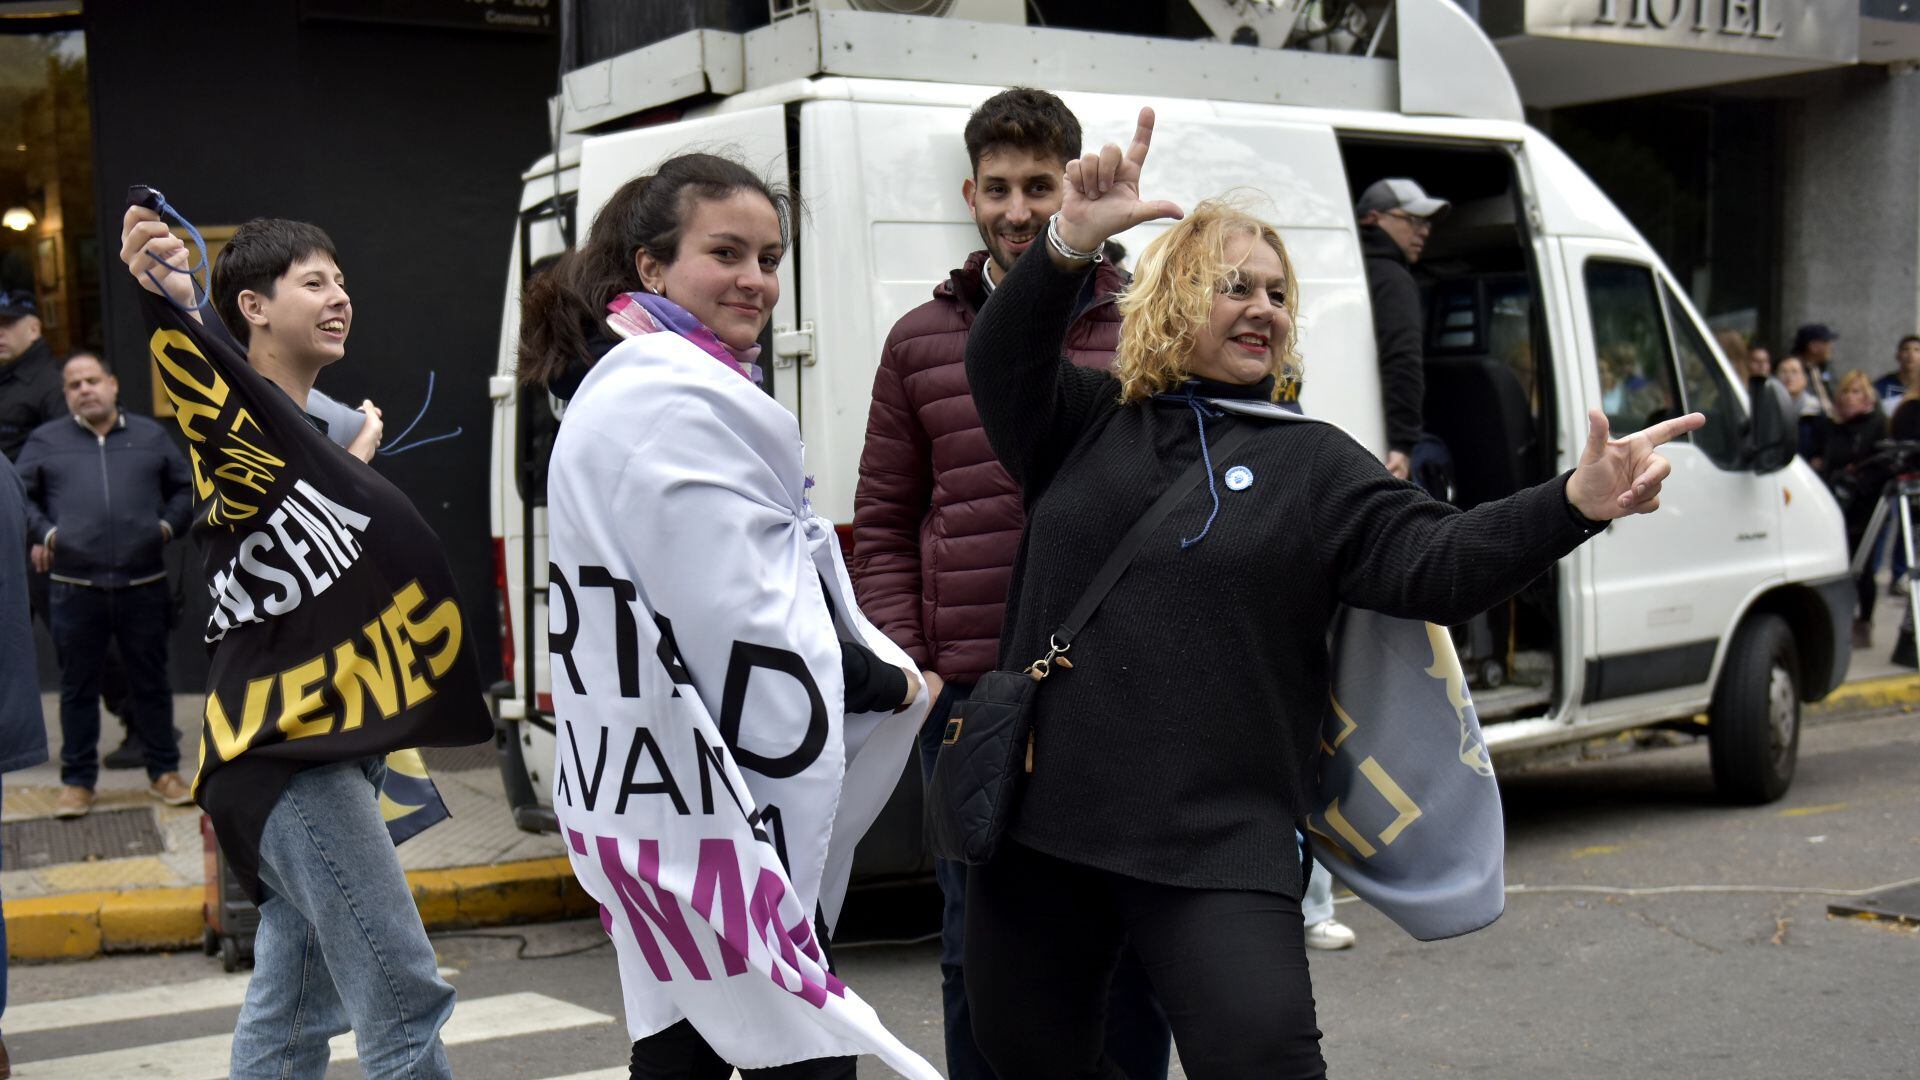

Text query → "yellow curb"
[450,857,598,928]
[5,893,105,960]
[1812,673,1920,715]
[5,857,592,961]
[101,886,203,951]
[408,867,466,927]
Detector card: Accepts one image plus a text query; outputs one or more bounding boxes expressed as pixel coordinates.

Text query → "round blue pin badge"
[1224,465,1254,492]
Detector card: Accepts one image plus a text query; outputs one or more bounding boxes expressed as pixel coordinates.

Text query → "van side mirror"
[1745,375,1796,474]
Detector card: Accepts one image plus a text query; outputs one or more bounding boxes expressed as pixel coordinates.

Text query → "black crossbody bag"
[925,424,1258,865]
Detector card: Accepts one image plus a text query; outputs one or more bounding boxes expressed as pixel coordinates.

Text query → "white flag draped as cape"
[545,327,938,1077]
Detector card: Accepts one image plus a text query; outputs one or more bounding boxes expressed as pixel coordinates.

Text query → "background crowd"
[1716,325,1920,649]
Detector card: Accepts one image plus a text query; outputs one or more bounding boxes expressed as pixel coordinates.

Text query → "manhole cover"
[2,809,166,868]
[1829,883,1920,925]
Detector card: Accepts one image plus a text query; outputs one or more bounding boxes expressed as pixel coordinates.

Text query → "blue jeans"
[921,681,1172,1080]
[48,580,177,788]
[229,759,455,1079]
[1409,433,1453,500]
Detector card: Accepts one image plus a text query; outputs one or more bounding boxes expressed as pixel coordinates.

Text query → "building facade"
[4,0,558,687]
[1486,0,1920,373]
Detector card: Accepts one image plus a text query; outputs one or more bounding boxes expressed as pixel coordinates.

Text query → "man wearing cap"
[1790,323,1839,414]
[0,291,65,463]
[1357,178,1449,484]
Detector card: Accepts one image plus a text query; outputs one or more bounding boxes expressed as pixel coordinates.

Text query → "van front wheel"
[1709,613,1800,804]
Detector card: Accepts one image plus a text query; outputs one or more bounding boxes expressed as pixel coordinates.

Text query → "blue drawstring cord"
[377,370,464,456]
[138,192,216,314]
[133,190,462,457]
[1172,383,1225,550]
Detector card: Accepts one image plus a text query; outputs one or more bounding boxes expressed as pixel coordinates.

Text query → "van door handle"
[772,323,816,369]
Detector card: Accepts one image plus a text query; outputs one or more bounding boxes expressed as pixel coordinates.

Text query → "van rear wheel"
[1709,614,1800,804]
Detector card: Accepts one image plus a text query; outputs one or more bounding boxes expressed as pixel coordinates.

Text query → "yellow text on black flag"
[202,580,465,763]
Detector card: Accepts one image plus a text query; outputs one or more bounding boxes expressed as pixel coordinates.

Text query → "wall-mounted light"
[1,206,36,232]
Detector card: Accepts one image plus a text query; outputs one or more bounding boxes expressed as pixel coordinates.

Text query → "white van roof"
[533,73,1645,250]
[557,0,1521,135]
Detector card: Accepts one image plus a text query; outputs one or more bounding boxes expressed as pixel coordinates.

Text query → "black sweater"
[965,239,1602,898]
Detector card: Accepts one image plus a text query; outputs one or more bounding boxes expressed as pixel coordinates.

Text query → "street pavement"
[6,706,1916,1078]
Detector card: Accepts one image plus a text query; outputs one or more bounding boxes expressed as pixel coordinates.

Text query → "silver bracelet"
[1046,213,1105,264]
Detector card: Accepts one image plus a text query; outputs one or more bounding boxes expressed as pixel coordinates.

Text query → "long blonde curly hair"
[1113,199,1302,404]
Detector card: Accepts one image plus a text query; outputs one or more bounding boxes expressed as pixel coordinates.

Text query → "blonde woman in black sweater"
[958,108,1704,1080]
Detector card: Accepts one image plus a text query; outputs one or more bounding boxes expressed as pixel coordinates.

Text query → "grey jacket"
[0,457,50,773]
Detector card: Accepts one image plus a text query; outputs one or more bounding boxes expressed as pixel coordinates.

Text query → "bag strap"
[1045,421,1259,655]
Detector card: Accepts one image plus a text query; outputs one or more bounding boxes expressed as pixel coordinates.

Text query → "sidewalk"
[6,593,1918,962]
[1802,590,1920,715]
[2,693,591,961]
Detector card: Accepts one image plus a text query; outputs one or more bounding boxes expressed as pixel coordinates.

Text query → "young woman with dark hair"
[522,152,930,1080]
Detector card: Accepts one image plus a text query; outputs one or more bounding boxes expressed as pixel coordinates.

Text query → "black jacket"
[16,411,192,588]
[0,338,67,462]
[1360,225,1425,456]
[1823,411,1887,481]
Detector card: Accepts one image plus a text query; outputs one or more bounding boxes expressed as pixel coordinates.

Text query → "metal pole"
[1365,0,1394,57]
[1900,477,1920,662]
[1852,484,1894,579]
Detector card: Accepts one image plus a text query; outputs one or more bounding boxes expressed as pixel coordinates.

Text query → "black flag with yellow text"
[140,286,489,897]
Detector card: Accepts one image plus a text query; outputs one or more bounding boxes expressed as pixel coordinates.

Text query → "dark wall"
[573,0,767,66]
[1546,95,1780,340]
[85,0,557,690]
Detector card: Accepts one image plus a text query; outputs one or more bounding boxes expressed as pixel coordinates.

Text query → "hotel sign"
[1511,0,1857,61]
[1490,0,1857,105]
[1592,0,1786,37]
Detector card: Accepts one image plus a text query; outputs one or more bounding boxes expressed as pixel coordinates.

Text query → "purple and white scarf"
[607,291,763,386]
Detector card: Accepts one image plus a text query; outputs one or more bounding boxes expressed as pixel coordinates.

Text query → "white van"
[486,0,1852,879]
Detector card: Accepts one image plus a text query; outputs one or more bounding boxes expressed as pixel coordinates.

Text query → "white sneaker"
[1305,918,1356,951]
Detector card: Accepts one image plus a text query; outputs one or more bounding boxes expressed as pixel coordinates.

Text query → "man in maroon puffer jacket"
[851,88,1169,1080]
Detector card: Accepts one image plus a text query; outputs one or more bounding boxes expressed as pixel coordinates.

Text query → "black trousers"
[628,909,856,1080]
[921,681,1172,1080]
[965,841,1327,1080]
[628,1019,855,1080]
[48,580,177,788]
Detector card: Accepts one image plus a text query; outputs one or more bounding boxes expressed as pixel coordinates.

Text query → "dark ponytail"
[517,152,792,388]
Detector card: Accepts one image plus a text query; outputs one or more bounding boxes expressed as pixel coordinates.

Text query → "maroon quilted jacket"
[851,250,1126,683]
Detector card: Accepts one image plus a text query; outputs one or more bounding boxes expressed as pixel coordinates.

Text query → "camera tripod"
[1848,462,1920,666]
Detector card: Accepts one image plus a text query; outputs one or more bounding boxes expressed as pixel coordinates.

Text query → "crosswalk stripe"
[5,968,458,1036]
[6,975,253,1035]
[19,990,612,1080]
